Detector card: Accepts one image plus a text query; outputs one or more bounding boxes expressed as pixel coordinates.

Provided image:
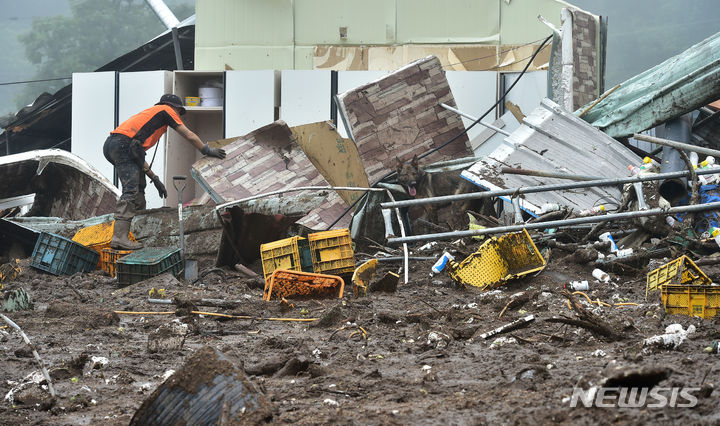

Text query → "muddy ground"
[1,232,719,425]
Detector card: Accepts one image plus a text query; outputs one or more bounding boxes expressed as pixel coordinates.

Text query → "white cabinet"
[119,71,172,209]
[71,72,117,183]
[166,71,225,204]
[224,70,277,138]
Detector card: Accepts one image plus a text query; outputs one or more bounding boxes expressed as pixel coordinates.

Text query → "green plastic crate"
[30,232,100,276]
[116,247,182,285]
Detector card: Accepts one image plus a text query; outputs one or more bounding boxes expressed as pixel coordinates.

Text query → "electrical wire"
[326,34,554,230]
[441,37,550,70]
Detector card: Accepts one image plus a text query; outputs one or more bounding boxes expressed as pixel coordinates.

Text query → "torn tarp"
[0,149,119,220]
[462,98,642,216]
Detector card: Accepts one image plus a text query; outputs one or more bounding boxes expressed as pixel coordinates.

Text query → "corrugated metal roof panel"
[462,98,643,216]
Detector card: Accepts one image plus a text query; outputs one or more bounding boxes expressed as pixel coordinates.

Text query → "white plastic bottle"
[628,165,641,177]
[640,157,659,172]
[431,252,454,275]
[689,152,699,169]
[666,216,676,227]
[579,205,605,216]
[539,203,561,214]
[712,228,720,249]
[599,232,618,252]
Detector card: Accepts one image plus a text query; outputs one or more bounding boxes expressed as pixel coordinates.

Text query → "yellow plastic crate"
[646,255,710,299]
[72,221,136,269]
[448,228,545,290]
[308,228,355,275]
[661,284,720,319]
[100,248,133,277]
[260,236,313,284]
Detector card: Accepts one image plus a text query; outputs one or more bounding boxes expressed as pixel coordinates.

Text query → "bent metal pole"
[379,167,720,209]
[387,201,720,244]
[633,133,720,158]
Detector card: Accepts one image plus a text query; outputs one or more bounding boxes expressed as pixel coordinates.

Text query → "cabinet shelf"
[185,106,223,112]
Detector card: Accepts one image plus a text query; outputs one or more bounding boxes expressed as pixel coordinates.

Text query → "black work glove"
[151,175,168,198]
[201,143,226,159]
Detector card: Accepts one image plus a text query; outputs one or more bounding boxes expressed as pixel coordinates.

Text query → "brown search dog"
[395,154,482,228]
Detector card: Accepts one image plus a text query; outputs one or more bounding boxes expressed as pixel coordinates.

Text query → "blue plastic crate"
[116,247,182,285]
[30,232,100,276]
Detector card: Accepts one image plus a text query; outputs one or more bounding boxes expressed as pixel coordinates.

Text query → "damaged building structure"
[2,0,720,424]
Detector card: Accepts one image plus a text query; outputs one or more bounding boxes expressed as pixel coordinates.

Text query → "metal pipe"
[387,201,720,244]
[380,167,720,209]
[384,189,409,284]
[658,115,692,202]
[500,167,601,181]
[440,103,511,136]
[171,27,184,70]
[144,0,180,30]
[215,186,387,212]
[633,133,720,158]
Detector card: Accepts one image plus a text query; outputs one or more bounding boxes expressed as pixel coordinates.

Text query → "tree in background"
[16,0,193,109]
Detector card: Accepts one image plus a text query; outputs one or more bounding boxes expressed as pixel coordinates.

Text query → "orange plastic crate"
[72,221,136,269]
[100,248,134,277]
[264,269,344,301]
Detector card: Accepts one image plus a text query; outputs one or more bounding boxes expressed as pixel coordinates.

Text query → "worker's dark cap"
[156,94,186,115]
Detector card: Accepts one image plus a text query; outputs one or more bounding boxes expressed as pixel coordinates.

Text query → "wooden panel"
[291,121,369,205]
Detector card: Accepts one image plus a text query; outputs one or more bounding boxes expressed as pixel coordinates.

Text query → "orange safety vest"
[111,104,184,150]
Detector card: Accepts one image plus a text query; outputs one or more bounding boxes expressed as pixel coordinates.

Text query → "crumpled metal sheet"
[579,31,720,138]
[0,149,119,220]
[462,98,642,215]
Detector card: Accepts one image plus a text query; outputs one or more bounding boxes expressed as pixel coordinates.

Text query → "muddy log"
[544,290,623,341]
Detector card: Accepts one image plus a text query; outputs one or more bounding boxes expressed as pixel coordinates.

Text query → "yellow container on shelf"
[185,96,200,106]
[646,255,710,299]
[72,221,136,269]
[448,228,545,290]
[661,284,720,319]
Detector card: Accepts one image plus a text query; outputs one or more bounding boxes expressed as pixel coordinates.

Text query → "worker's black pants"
[103,133,147,220]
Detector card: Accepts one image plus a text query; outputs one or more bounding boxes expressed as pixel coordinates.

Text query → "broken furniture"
[0,149,119,220]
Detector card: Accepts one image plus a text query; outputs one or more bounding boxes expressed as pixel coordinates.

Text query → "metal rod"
[215,186,387,212]
[500,166,601,181]
[380,168,719,209]
[633,133,720,158]
[577,83,621,118]
[368,256,436,262]
[387,201,720,244]
[1,313,56,399]
[384,189,409,284]
[440,103,511,136]
[171,27,184,70]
